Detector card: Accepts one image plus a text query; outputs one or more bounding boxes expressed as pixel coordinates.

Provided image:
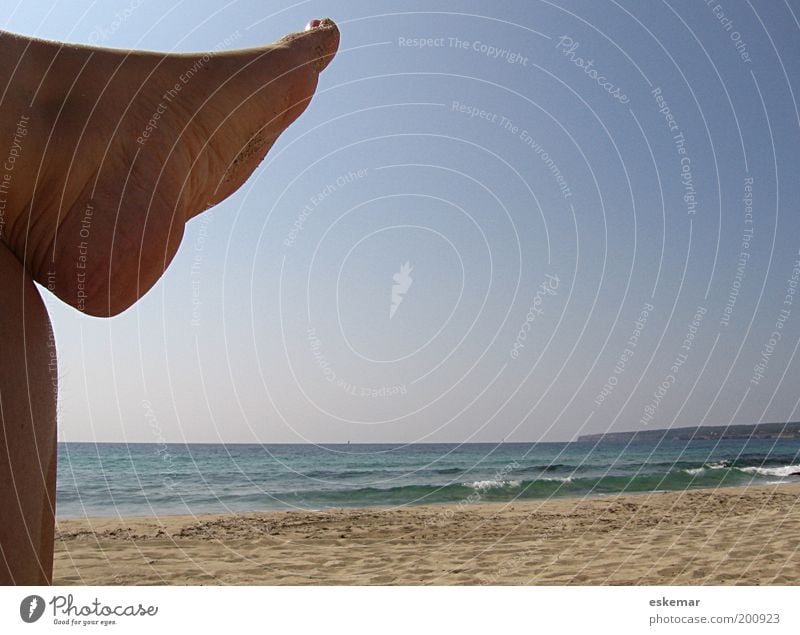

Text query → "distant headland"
[578,421,800,443]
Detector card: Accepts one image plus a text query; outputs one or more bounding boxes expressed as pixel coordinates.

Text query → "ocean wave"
[291,469,758,506]
[467,479,521,490]
[660,455,800,471]
[516,463,570,474]
[737,464,800,478]
[681,461,800,479]
[682,461,730,476]
[682,467,705,476]
[730,454,800,469]
[435,467,464,475]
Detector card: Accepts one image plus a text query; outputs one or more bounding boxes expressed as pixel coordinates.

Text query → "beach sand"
[54,484,800,585]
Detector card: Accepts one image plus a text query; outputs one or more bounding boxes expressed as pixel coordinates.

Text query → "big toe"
[279,17,340,73]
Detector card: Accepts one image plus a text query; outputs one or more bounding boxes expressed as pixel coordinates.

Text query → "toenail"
[305,19,322,31]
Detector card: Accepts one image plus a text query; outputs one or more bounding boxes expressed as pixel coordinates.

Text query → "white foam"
[738,464,800,478]
[684,462,730,476]
[468,479,521,490]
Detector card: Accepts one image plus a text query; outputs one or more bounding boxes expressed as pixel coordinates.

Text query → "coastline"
[54,482,800,585]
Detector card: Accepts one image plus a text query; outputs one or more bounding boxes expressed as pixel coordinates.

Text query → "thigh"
[0,240,57,584]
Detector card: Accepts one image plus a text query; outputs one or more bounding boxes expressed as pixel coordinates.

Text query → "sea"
[56,438,800,518]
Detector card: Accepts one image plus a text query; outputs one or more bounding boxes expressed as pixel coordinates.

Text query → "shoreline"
[54,479,798,521]
[54,482,800,585]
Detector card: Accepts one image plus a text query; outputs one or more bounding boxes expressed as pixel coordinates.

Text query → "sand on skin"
[53,483,800,585]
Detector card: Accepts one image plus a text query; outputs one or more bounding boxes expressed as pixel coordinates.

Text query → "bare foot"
[0,18,339,316]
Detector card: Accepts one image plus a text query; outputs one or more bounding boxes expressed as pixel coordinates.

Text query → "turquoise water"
[56,439,800,517]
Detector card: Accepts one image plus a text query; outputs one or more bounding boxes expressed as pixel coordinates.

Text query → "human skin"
[0,18,339,584]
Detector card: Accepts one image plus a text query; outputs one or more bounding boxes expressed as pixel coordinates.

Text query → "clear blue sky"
[7,0,800,443]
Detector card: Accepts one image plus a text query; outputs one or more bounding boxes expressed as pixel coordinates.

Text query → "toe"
[278,17,340,73]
